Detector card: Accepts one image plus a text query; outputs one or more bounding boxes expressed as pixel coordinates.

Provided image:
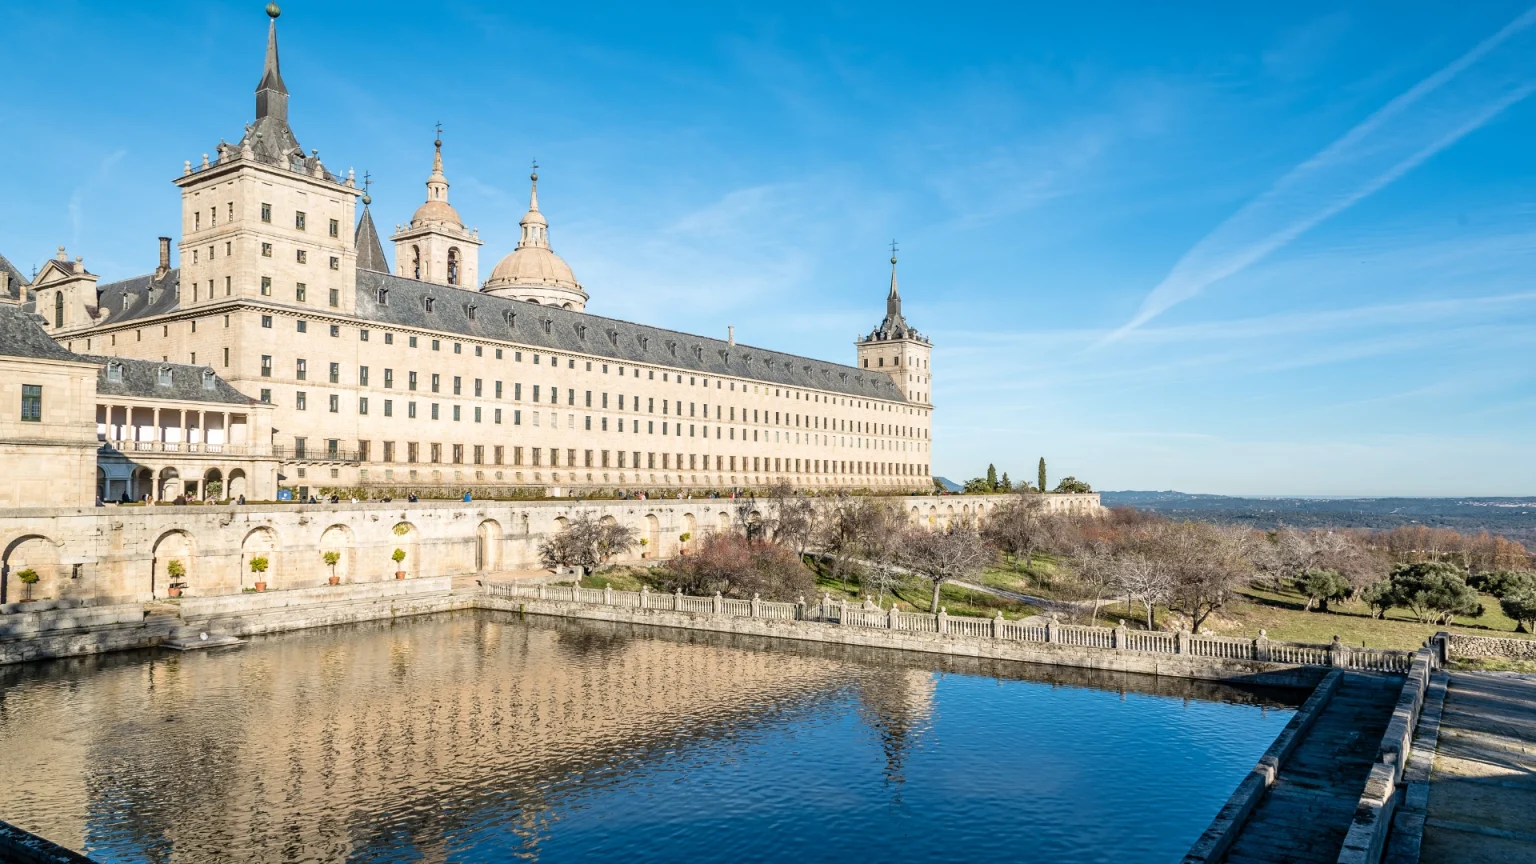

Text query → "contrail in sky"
[1101,6,1536,345]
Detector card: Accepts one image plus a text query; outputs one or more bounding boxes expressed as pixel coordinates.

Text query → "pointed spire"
[355,201,389,274]
[886,240,902,319]
[518,161,549,249]
[255,4,288,122]
[426,132,449,203]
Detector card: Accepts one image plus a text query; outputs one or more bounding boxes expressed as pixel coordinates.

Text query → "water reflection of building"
[0,614,857,860]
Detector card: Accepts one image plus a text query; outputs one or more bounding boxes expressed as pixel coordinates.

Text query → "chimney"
[156,237,171,279]
[728,325,735,346]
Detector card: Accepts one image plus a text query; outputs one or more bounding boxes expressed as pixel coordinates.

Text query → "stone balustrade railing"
[483,582,1416,672]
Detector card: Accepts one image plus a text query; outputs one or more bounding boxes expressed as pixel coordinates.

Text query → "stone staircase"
[1221,673,1402,864]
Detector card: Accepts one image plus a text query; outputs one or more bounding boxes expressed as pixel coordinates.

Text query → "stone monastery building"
[4,6,934,502]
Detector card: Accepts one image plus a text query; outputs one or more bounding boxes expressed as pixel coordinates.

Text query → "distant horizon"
[933,477,1536,500]
[3,3,1535,494]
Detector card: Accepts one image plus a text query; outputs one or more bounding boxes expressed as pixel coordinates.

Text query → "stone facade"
[18,7,937,499]
[0,493,1097,606]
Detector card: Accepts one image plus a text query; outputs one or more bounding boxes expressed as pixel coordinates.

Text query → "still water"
[0,611,1299,863]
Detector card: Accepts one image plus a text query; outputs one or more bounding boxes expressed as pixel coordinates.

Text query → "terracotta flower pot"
[254,581,267,592]
[329,575,340,586]
[396,570,406,580]
[167,587,183,598]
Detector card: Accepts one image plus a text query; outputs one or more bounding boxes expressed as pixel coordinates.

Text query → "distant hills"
[1100,491,1536,544]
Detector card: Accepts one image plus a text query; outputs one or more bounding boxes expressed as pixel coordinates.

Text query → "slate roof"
[355,206,389,273]
[90,269,182,326]
[83,355,255,406]
[0,303,83,362]
[354,270,907,402]
[0,252,28,302]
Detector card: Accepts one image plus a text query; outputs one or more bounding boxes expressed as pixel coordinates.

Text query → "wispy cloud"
[67,148,127,251]
[1102,6,1536,345]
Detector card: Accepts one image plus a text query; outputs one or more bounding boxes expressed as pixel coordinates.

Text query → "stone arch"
[203,467,224,501]
[152,529,196,598]
[476,519,503,573]
[96,467,107,502]
[681,513,697,553]
[554,515,570,533]
[133,467,153,501]
[319,524,354,584]
[944,505,955,531]
[2,534,63,604]
[447,247,461,286]
[643,514,660,558]
[158,467,181,500]
[390,522,420,578]
[928,505,938,529]
[227,469,248,500]
[240,526,278,590]
[717,511,731,532]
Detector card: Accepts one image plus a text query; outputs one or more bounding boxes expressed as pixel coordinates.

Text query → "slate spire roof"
[355,204,389,274]
[866,253,925,343]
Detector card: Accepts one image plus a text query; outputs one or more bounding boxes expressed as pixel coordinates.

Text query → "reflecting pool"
[0,611,1300,863]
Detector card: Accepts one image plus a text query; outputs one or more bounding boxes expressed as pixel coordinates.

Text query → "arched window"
[54,291,63,328]
[447,248,460,286]
[412,245,421,280]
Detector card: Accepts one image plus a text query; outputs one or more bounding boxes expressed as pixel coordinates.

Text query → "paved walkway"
[1418,672,1536,864]
[1221,673,1402,864]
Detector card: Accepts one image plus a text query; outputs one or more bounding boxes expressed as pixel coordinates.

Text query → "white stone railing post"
[937,606,949,635]
[840,599,850,626]
[796,596,806,621]
[641,585,649,610]
[1176,630,1188,654]
[1045,618,1057,644]
[889,606,900,629]
[674,588,683,611]
[992,611,1003,638]
[713,591,723,616]
[537,583,547,601]
[822,592,832,622]
[1255,629,1270,662]
[604,585,613,606]
[1113,621,1126,650]
[751,593,761,617]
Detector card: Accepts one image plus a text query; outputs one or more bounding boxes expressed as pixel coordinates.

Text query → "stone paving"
[1221,673,1401,864]
[1418,672,1536,864]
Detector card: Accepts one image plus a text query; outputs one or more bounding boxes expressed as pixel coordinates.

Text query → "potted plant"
[15,568,39,602]
[639,537,649,559]
[678,532,691,556]
[165,559,186,598]
[249,555,269,592]
[392,548,407,579]
[323,550,341,585]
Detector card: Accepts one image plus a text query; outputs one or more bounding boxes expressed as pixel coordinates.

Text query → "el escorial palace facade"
[0,6,934,508]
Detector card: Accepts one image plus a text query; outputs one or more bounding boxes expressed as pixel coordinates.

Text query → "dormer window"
[157,367,173,387]
[504,310,517,327]
[424,296,435,313]
[202,369,216,391]
[377,288,389,305]
[575,324,587,340]
[466,304,477,321]
[106,362,123,383]
[542,319,553,334]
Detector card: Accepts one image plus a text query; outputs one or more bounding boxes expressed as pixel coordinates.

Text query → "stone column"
[1113,621,1126,650]
[537,583,546,601]
[1176,630,1188,655]
[153,407,161,445]
[713,591,723,616]
[674,588,683,611]
[889,606,900,630]
[1045,618,1057,644]
[1255,629,1271,662]
[992,611,1003,638]
[937,606,949,635]
[1329,635,1348,668]
[840,598,850,626]
[640,585,649,610]
[604,585,613,605]
[751,593,761,617]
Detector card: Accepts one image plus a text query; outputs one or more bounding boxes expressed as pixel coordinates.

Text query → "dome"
[486,245,579,291]
[410,198,462,228]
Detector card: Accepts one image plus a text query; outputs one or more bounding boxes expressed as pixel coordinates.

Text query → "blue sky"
[4,1,1536,496]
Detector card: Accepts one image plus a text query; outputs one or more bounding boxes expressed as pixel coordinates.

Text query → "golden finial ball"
[362,194,372,205]
[266,3,281,19]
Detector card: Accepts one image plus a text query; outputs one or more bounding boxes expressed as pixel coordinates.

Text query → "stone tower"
[856,252,931,406]
[172,4,359,314]
[390,137,481,288]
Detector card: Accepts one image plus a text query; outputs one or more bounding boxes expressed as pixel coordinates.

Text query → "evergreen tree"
[1038,458,1047,494]
[1000,472,1011,492]
[986,464,998,491]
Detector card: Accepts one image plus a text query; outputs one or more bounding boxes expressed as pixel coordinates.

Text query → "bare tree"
[765,481,818,558]
[900,526,994,612]
[1145,521,1250,633]
[819,493,877,589]
[861,501,909,605]
[1114,551,1170,629]
[1065,540,1120,625]
[981,494,1054,571]
[539,513,639,575]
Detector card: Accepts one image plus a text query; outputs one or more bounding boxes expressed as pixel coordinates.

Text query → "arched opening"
[227,469,247,500]
[643,514,660,558]
[717,511,731,533]
[476,519,503,573]
[2,534,62,604]
[447,247,460,286]
[390,522,420,578]
[152,530,195,598]
[96,468,107,502]
[133,467,153,502]
[157,467,181,501]
[681,513,697,554]
[203,468,224,501]
[411,245,422,280]
[240,527,278,591]
[319,524,354,585]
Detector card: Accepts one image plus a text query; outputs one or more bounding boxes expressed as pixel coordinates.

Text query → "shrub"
[1472,570,1536,598]
[663,533,814,601]
[1379,562,1482,625]
[392,548,407,564]
[15,568,39,585]
[248,556,268,574]
[166,560,186,579]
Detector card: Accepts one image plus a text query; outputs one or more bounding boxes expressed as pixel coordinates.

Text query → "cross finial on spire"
[362,170,372,205]
[890,239,899,262]
[434,121,443,144]
[531,157,539,180]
